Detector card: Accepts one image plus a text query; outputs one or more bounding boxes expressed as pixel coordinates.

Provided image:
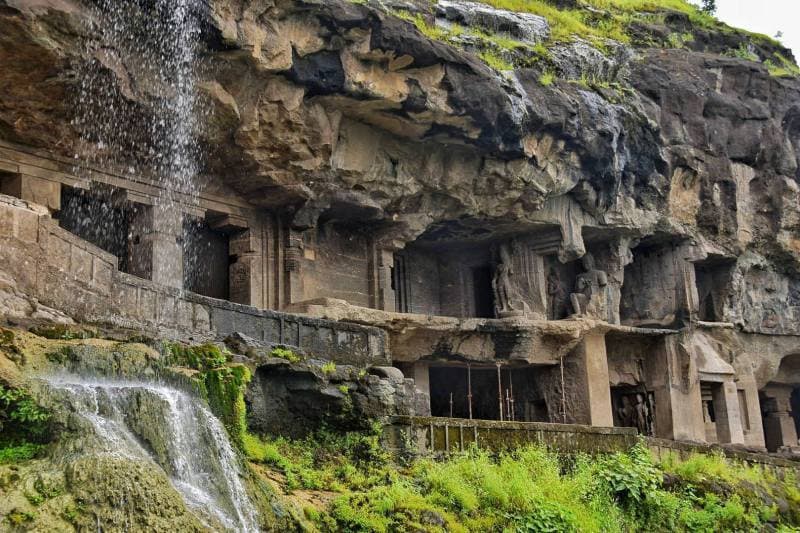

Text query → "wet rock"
[435,0,550,44]
[65,456,208,532]
[247,360,421,438]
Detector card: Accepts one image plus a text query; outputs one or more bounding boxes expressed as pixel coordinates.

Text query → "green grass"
[0,442,43,464]
[539,70,556,85]
[270,346,301,363]
[247,431,800,532]
[766,53,800,78]
[384,0,797,75]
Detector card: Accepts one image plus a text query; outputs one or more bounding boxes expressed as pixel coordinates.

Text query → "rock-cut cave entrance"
[57,185,143,277]
[427,364,549,422]
[182,215,231,300]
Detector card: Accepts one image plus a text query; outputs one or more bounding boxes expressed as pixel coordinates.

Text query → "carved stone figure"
[570,253,608,318]
[546,267,566,319]
[616,396,635,428]
[634,393,653,436]
[493,242,529,318]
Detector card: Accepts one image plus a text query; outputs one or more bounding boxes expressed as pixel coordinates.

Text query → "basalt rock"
[1,0,798,256]
[246,358,422,438]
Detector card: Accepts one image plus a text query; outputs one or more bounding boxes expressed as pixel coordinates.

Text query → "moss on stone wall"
[164,342,251,445]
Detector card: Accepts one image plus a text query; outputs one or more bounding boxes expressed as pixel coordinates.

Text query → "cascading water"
[61,2,260,529]
[47,376,259,532]
[70,0,207,286]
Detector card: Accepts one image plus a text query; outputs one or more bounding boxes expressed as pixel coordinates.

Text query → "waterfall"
[47,377,259,532]
[69,0,206,287]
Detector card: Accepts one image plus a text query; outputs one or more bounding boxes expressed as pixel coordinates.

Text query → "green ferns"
[0,385,51,440]
[0,384,50,465]
[252,436,800,532]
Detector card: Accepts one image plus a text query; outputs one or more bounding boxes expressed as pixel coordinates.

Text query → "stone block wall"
[299,224,373,307]
[0,194,388,365]
[386,416,639,455]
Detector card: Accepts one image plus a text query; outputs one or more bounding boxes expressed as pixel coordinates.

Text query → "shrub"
[270,346,301,363]
[0,442,43,464]
[594,442,662,506]
[0,384,51,441]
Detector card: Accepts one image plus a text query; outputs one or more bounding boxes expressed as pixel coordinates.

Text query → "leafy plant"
[321,361,337,375]
[270,346,301,363]
[0,385,51,439]
[539,70,556,86]
[595,442,662,506]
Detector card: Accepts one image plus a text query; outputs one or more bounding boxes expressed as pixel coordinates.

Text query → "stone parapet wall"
[645,437,800,472]
[387,416,800,474]
[0,194,388,365]
[386,415,639,455]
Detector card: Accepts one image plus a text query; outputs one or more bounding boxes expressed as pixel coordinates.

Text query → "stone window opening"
[57,184,141,276]
[182,215,231,300]
[693,257,735,323]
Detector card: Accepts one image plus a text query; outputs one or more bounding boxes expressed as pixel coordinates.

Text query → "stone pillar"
[647,335,705,442]
[409,361,431,416]
[284,228,304,305]
[570,333,613,427]
[0,173,61,212]
[761,384,799,452]
[711,380,745,445]
[224,218,263,308]
[376,248,396,311]
[128,204,183,288]
[737,377,766,449]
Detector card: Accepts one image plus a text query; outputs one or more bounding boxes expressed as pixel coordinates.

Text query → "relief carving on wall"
[570,252,609,319]
[492,241,531,318]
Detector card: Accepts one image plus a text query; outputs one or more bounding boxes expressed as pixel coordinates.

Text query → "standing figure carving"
[492,242,529,318]
[547,267,566,320]
[570,252,609,318]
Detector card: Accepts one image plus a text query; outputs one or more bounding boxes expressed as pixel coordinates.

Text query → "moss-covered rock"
[65,456,209,532]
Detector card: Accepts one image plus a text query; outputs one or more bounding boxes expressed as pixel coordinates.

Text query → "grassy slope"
[244,429,800,533]
[391,0,798,76]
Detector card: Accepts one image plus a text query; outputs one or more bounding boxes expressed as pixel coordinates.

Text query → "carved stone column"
[568,333,614,427]
[128,203,184,288]
[711,379,745,445]
[761,384,799,452]
[223,216,262,308]
[284,228,305,306]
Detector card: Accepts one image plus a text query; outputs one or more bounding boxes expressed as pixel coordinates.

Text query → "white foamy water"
[48,377,259,532]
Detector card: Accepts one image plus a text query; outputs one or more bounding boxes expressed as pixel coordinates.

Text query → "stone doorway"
[426,364,547,422]
[57,185,141,276]
[183,216,230,300]
[471,265,495,319]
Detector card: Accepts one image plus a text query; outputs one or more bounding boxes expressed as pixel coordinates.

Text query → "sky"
[697,0,800,59]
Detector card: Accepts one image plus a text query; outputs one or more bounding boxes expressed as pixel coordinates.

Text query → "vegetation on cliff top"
[388,0,796,77]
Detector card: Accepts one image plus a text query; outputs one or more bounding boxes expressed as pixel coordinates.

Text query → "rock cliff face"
[2,0,799,257]
[2,0,800,450]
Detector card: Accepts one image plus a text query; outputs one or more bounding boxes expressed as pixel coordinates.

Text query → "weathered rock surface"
[1,0,797,257]
[246,356,422,438]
